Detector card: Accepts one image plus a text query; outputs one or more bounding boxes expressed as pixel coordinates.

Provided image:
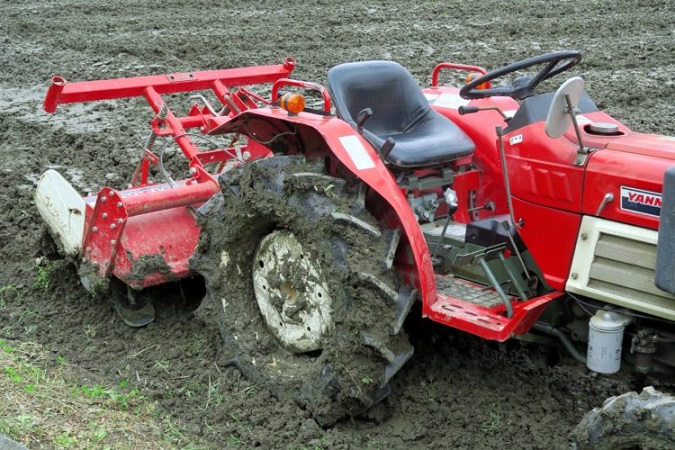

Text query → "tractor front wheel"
[570,386,675,449]
[192,155,414,425]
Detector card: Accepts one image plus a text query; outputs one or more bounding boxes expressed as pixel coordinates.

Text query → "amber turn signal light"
[280,93,306,114]
[466,72,489,90]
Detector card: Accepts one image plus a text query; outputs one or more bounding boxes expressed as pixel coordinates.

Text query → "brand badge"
[620,186,661,218]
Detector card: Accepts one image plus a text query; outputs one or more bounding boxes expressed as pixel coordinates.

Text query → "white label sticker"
[424,93,439,102]
[339,135,375,170]
[433,93,470,109]
[510,134,523,145]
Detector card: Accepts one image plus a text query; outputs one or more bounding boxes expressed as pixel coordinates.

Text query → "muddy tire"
[570,387,675,449]
[191,155,415,426]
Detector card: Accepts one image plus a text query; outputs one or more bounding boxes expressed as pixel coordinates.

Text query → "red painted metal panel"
[504,123,585,213]
[82,184,206,288]
[113,206,200,289]
[512,196,582,290]
[82,188,128,278]
[317,118,438,311]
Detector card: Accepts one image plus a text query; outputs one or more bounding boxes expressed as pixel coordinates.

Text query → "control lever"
[380,137,396,159]
[432,188,459,264]
[356,108,373,132]
[468,201,496,213]
[458,105,511,121]
[458,105,480,115]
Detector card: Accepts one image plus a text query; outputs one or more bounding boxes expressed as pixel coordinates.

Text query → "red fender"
[222,108,437,308]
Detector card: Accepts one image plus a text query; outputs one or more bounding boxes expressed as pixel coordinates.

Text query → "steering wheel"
[459,50,582,100]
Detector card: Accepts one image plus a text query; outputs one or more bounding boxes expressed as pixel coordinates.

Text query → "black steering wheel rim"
[459,50,582,100]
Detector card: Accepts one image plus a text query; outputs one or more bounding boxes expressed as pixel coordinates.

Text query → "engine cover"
[582,133,675,231]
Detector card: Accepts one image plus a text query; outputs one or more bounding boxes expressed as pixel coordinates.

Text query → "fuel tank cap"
[588,122,620,136]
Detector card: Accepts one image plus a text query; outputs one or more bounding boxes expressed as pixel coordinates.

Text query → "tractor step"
[435,274,505,308]
[428,275,563,341]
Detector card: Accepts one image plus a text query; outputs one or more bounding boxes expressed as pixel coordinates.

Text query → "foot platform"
[428,275,562,341]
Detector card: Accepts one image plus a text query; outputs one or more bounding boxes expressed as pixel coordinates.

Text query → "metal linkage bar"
[44,58,296,113]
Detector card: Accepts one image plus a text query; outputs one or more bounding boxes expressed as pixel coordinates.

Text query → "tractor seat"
[327,60,475,169]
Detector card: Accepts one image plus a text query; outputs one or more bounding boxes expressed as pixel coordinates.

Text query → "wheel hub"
[252,230,333,353]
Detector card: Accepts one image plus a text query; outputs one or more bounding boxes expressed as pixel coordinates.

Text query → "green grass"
[74,381,142,411]
[0,339,211,449]
[228,434,246,446]
[34,261,57,292]
[481,396,507,432]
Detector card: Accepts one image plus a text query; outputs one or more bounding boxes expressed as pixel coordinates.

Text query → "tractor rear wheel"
[192,155,414,426]
[570,386,675,449]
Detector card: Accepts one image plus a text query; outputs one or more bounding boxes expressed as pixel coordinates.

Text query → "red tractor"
[37,51,675,446]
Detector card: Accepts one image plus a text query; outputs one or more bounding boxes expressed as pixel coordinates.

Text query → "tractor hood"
[583,131,675,230]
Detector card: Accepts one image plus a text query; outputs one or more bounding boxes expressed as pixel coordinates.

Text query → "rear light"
[280,93,305,114]
[466,72,489,90]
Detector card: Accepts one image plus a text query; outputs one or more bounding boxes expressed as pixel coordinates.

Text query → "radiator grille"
[588,233,675,312]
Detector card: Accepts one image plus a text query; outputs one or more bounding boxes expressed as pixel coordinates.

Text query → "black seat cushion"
[327,61,475,169]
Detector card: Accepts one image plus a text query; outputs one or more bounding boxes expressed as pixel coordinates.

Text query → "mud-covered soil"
[1,0,674,449]
[192,155,416,427]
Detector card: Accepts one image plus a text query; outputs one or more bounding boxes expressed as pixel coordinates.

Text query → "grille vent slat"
[589,232,673,310]
[594,233,655,270]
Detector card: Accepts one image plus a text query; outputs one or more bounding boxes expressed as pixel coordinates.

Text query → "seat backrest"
[327,61,431,138]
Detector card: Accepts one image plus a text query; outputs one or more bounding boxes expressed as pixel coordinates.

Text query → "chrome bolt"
[110,223,116,230]
[102,213,108,219]
[581,233,588,241]
[110,239,117,246]
[571,273,578,280]
[92,226,98,232]
[100,196,107,203]
[117,202,123,208]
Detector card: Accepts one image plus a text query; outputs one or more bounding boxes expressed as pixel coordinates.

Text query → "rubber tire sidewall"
[571,386,675,450]
[192,155,411,425]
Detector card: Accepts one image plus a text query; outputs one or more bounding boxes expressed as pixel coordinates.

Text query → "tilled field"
[1,1,674,449]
